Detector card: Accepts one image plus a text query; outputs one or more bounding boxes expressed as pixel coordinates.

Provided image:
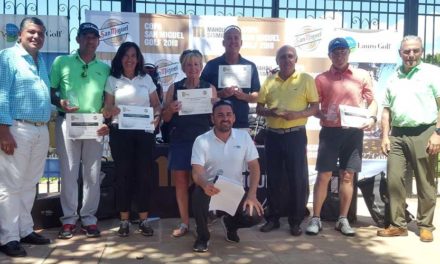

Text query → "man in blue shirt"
[201,25,260,129]
[0,17,51,258]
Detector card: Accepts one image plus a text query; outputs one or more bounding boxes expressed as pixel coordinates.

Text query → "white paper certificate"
[339,105,371,128]
[218,65,252,88]
[209,176,245,216]
[177,88,212,115]
[66,113,103,139]
[118,105,154,131]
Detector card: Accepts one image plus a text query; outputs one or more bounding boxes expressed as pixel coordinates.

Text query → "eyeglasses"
[81,64,88,78]
[401,48,421,55]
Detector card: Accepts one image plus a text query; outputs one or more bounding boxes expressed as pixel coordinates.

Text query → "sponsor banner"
[191,15,238,56]
[140,14,189,54]
[0,14,69,53]
[238,17,284,56]
[284,18,337,59]
[88,10,401,89]
[85,10,139,52]
[335,28,400,63]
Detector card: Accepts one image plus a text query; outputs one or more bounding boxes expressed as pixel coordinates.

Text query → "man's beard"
[217,122,232,132]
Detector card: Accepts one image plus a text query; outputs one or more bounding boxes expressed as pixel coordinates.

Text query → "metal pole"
[271,0,279,18]
[121,0,136,12]
[404,0,418,36]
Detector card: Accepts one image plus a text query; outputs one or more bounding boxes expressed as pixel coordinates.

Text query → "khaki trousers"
[387,125,437,230]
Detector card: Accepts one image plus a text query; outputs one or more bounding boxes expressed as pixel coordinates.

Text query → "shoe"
[118,220,130,237]
[139,219,154,236]
[260,221,280,233]
[335,217,355,236]
[81,224,101,238]
[58,224,76,239]
[20,232,51,245]
[172,223,189,238]
[377,226,408,237]
[0,241,26,257]
[306,217,322,235]
[192,239,209,252]
[420,228,433,242]
[290,224,303,236]
[221,216,240,243]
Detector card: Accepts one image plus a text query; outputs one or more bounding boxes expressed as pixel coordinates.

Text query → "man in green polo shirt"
[378,35,440,242]
[50,22,110,239]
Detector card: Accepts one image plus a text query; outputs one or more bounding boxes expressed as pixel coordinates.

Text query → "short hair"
[223,25,242,39]
[212,99,234,113]
[19,17,46,34]
[110,41,146,78]
[179,49,203,68]
[275,45,297,64]
[400,35,423,50]
[224,25,241,34]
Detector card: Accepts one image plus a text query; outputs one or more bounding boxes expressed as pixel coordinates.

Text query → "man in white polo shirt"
[191,100,264,252]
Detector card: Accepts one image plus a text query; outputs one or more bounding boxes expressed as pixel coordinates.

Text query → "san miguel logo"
[100,19,129,46]
[156,59,179,89]
[294,26,322,51]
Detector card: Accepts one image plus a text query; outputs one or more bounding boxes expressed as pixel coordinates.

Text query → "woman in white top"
[103,42,161,237]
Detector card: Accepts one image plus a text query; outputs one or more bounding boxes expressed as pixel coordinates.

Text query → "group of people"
[0,17,438,258]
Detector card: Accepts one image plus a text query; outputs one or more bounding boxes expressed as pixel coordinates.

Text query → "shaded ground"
[1,197,439,264]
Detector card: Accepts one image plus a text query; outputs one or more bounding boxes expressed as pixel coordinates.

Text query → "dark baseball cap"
[78,22,99,37]
[328,37,349,53]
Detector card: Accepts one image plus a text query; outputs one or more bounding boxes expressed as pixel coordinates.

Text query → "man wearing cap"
[0,17,51,258]
[50,22,110,239]
[191,100,263,252]
[201,25,260,129]
[377,35,439,242]
[256,45,319,236]
[305,38,377,236]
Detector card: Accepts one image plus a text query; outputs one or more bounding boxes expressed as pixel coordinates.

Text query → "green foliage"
[424,53,440,66]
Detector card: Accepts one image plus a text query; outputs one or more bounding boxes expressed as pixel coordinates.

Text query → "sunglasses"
[182,49,202,56]
[81,64,88,78]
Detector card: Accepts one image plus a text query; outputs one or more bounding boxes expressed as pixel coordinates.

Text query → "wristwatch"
[435,128,440,135]
[369,116,377,123]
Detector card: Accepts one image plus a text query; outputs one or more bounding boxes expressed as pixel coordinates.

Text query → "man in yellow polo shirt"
[256,45,319,236]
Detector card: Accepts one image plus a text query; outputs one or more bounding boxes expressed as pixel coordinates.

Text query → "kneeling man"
[191,100,263,252]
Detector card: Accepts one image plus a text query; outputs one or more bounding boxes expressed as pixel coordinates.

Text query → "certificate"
[218,65,252,88]
[209,175,245,216]
[66,113,103,139]
[177,88,212,115]
[339,105,371,128]
[118,105,154,131]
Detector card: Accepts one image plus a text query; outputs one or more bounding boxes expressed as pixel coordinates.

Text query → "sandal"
[172,223,189,237]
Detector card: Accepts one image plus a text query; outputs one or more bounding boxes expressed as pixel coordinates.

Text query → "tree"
[424,53,440,66]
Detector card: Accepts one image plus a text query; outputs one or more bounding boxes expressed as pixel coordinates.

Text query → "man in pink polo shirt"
[306,38,377,236]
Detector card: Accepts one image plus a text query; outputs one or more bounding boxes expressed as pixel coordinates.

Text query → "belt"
[58,111,66,117]
[15,119,47,127]
[267,126,304,134]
